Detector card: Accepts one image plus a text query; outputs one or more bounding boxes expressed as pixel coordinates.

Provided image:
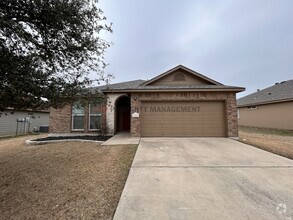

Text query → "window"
[237,108,240,119]
[246,106,257,110]
[89,103,102,130]
[72,104,84,130]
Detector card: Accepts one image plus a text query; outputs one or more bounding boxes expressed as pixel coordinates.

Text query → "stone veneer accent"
[105,93,128,135]
[130,92,239,138]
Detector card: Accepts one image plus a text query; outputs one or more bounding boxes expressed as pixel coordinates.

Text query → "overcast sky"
[98,0,293,98]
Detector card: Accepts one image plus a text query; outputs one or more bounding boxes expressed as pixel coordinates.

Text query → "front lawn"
[0,135,137,219]
[239,126,293,160]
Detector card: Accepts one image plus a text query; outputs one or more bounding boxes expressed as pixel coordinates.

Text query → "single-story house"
[0,109,49,137]
[237,80,293,130]
[50,65,245,138]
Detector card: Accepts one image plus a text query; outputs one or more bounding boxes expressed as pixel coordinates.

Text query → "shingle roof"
[237,80,293,107]
[95,80,146,91]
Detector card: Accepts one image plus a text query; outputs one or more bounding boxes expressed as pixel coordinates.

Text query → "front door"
[116,96,131,132]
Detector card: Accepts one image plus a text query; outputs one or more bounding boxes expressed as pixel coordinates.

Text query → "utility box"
[39,125,49,133]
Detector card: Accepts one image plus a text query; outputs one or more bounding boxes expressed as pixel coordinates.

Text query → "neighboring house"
[237,80,293,130]
[0,109,49,137]
[50,65,245,138]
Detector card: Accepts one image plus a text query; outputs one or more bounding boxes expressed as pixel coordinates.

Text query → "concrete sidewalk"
[114,138,293,220]
[102,132,140,145]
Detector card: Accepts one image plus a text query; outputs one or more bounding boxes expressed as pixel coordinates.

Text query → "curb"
[25,139,104,146]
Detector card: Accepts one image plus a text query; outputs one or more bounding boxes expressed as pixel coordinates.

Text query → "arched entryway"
[115,95,131,133]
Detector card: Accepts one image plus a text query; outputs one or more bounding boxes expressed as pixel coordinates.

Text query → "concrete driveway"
[114,138,293,220]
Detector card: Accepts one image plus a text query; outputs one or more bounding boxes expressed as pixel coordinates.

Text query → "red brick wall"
[49,105,71,133]
[130,92,239,137]
[49,104,107,134]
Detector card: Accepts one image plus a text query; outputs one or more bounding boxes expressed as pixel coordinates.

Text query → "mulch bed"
[33,135,112,142]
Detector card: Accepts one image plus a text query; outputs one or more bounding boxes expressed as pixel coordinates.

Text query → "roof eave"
[102,88,245,93]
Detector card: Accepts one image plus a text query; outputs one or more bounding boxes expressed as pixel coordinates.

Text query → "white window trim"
[72,105,85,131]
[88,104,102,131]
[237,108,240,119]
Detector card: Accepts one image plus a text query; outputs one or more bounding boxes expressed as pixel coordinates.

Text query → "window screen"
[89,104,102,130]
[72,104,84,130]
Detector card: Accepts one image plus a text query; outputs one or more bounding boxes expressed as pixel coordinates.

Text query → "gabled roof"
[98,65,245,93]
[140,65,223,86]
[237,80,293,107]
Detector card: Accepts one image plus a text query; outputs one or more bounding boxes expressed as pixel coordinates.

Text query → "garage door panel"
[142,131,162,136]
[163,129,205,137]
[141,101,226,137]
[143,125,162,130]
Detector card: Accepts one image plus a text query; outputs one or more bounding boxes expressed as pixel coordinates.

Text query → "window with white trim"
[89,103,102,130]
[72,104,84,130]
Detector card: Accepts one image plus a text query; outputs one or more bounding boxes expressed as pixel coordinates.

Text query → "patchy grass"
[0,133,42,140]
[239,126,293,137]
[0,135,137,220]
[239,126,293,160]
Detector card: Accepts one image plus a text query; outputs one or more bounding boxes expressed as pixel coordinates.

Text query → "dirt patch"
[239,127,293,160]
[0,135,137,219]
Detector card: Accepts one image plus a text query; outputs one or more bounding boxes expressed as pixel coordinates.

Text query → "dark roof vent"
[275,82,279,85]
[268,92,272,95]
[280,81,286,84]
[257,89,260,92]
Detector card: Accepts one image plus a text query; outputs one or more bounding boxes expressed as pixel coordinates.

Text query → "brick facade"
[50,92,239,138]
[130,91,239,138]
[49,104,107,134]
[49,105,72,133]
